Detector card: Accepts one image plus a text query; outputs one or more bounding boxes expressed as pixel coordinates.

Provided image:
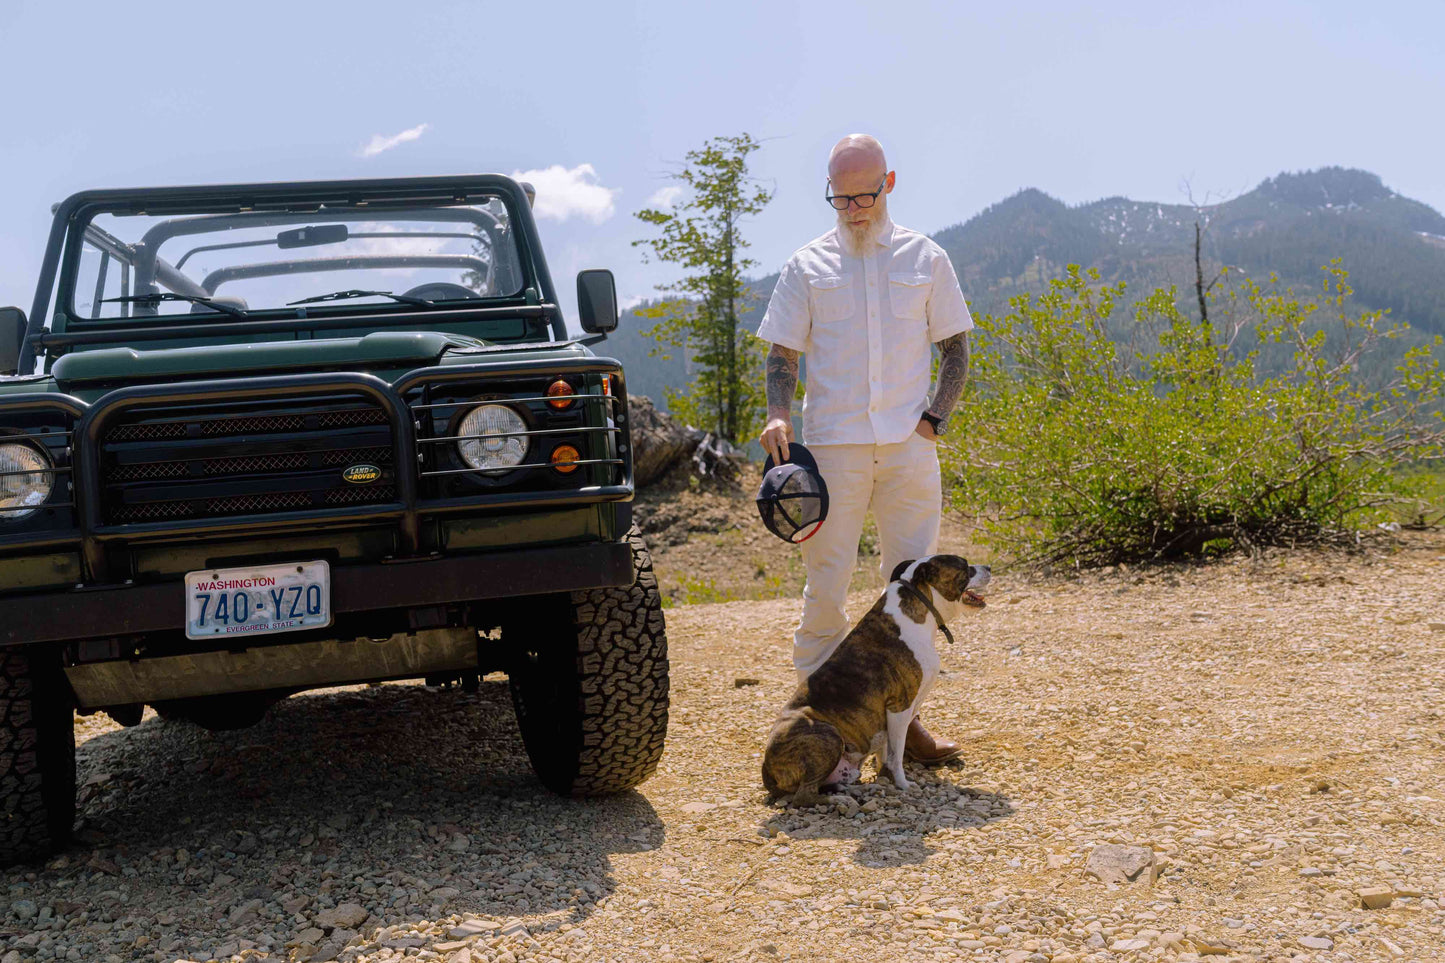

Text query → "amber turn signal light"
[546,380,574,409]
[550,444,581,473]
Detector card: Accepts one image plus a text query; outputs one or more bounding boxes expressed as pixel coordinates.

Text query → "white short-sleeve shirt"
[757,217,973,446]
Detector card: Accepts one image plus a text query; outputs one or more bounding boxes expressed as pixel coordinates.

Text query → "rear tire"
[0,648,75,867]
[507,527,669,795]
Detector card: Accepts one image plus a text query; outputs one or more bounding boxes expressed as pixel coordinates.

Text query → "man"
[757,133,972,765]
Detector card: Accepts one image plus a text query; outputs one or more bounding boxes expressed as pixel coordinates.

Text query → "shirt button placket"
[867,253,881,416]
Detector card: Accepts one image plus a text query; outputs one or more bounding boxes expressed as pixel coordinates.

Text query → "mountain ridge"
[931,166,1445,327]
[607,166,1445,408]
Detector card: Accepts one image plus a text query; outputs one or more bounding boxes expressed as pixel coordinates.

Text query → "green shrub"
[943,263,1445,567]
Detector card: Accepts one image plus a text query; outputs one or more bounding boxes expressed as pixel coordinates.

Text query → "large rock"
[628,395,696,487]
[1084,844,1156,884]
[315,901,369,930]
[1358,885,1394,909]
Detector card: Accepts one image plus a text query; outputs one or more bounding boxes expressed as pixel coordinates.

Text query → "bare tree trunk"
[723,199,737,441]
[1194,220,1209,331]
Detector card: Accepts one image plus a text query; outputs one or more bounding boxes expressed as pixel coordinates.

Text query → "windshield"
[68,198,524,321]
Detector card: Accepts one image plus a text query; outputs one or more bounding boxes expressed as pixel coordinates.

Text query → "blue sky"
[1,0,1440,329]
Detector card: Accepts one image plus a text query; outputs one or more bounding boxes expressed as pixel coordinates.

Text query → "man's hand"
[914,417,937,441]
[763,343,801,463]
[761,415,794,463]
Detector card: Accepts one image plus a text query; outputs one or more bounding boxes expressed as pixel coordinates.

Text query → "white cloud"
[511,164,618,224]
[351,222,466,260]
[646,185,685,209]
[359,123,429,159]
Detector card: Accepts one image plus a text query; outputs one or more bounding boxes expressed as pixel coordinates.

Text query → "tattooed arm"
[760,343,800,461]
[920,331,970,437]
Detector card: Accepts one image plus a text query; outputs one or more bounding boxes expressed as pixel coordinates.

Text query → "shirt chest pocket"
[888,272,931,320]
[808,274,855,324]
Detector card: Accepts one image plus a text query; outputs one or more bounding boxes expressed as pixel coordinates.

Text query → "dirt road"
[6,533,1444,963]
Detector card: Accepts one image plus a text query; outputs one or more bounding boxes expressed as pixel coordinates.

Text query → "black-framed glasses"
[825,176,888,211]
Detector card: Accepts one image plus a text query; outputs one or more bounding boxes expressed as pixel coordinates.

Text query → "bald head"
[827,134,894,254]
[828,134,887,187]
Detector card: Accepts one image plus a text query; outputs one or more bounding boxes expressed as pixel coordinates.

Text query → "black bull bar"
[0,358,636,641]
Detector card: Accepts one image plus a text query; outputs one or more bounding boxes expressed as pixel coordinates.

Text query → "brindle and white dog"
[761,554,990,805]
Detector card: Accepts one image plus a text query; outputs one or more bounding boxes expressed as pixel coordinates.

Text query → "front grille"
[319,409,389,430]
[106,422,187,443]
[100,401,397,525]
[325,484,397,505]
[319,445,391,467]
[108,460,189,482]
[108,500,195,523]
[205,491,313,515]
[104,407,388,443]
[200,414,306,436]
[203,452,310,476]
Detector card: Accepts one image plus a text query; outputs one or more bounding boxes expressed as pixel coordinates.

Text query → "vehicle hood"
[48,331,490,389]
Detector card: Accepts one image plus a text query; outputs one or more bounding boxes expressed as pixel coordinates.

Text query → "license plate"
[184,560,332,640]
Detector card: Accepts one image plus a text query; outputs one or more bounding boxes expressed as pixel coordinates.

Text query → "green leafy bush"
[943,263,1445,566]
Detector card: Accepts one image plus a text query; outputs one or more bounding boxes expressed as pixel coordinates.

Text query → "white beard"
[837,213,884,257]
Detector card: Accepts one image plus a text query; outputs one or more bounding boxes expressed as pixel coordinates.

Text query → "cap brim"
[791,520,823,543]
[762,441,820,475]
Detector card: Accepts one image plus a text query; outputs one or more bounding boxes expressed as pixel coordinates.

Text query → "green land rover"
[0,174,668,865]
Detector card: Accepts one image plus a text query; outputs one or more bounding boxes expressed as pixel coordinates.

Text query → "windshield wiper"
[101,292,248,317]
[287,289,435,308]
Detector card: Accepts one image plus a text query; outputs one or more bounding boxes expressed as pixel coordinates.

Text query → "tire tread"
[510,527,669,796]
[0,648,75,867]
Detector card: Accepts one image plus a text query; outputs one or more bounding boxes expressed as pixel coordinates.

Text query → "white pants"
[793,432,942,679]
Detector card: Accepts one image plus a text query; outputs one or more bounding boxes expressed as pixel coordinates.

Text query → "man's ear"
[884,170,896,194]
[889,559,916,584]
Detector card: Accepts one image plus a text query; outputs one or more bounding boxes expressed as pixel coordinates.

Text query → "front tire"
[0,648,75,866]
[507,527,669,795]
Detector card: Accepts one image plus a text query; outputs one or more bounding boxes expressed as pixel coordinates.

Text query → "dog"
[761,554,990,805]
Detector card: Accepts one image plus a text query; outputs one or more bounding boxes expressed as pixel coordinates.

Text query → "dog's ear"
[889,559,917,584]
[910,558,941,589]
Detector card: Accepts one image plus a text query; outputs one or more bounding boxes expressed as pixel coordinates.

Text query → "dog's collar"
[895,581,955,645]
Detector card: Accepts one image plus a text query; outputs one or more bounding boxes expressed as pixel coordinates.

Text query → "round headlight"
[458,404,529,472]
[0,443,53,520]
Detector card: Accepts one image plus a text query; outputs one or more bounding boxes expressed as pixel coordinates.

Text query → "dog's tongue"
[961,589,986,608]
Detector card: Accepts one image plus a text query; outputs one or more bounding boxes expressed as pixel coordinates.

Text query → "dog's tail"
[761,712,844,799]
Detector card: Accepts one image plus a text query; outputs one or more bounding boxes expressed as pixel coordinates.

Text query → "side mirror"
[577,269,618,335]
[0,306,25,376]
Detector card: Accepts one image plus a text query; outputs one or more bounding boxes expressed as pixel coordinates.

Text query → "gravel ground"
[4,532,1445,963]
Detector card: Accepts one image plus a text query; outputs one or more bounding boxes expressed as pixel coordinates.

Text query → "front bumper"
[0,539,632,646]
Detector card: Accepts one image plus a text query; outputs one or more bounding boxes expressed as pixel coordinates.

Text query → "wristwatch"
[920,412,945,436]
